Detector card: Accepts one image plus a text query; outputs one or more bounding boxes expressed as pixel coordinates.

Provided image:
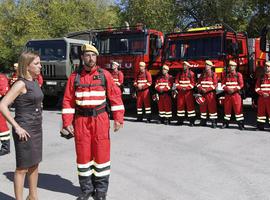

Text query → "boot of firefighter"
[157,117,164,124]
[136,115,143,122]
[221,121,229,129]
[177,118,183,126]
[211,119,217,129]
[77,176,94,200]
[145,114,152,123]
[93,192,106,200]
[199,119,207,126]
[257,122,265,131]
[189,118,195,127]
[238,120,245,130]
[0,140,10,156]
[164,118,169,125]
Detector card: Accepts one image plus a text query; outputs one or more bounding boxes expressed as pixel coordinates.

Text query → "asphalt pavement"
[1,108,270,200]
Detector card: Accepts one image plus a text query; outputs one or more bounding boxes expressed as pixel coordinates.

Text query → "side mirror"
[156,38,162,49]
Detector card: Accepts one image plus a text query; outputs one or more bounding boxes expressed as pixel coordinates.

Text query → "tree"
[0,0,120,68]
[118,0,179,33]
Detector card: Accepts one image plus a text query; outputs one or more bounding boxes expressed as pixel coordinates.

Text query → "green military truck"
[26,37,89,105]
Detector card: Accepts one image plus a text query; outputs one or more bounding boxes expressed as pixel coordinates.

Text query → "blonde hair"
[18,51,39,79]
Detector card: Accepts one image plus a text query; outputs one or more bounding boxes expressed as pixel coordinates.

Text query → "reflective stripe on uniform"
[111,105,125,111]
[62,108,75,114]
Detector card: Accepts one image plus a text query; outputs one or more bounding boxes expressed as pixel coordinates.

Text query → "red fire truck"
[92,24,163,97]
[163,24,267,97]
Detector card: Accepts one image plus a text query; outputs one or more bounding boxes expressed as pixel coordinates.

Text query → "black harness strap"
[74,67,108,117]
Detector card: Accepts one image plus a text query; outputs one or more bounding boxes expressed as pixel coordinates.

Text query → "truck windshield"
[97,33,146,55]
[165,36,222,60]
[26,40,67,60]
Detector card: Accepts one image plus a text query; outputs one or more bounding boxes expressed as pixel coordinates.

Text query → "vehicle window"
[97,33,146,55]
[166,36,222,60]
[26,40,67,60]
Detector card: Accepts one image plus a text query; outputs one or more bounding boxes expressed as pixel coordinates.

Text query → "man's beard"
[85,60,95,67]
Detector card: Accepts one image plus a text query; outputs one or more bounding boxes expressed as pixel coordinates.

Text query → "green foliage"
[119,0,178,33]
[0,0,269,69]
[118,0,269,37]
[0,0,120,68]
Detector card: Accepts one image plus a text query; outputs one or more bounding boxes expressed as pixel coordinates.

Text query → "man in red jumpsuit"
[197,60,218,128]
[175,61,196,126]
[255,61,270,130]
[0,73,10,156]
[221,60,244,130]
[155,65,173,125]
[111,61,124,90]
[133,61,152,123]
[62,44,124,200]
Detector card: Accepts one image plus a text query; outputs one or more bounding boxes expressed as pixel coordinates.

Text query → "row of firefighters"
[111,60,270,130]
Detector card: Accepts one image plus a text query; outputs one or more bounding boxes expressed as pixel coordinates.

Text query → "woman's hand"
[15,126,31,141]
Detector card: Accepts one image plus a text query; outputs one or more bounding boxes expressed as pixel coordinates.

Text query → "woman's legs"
[27,164,39,200]
[14,168,28,200]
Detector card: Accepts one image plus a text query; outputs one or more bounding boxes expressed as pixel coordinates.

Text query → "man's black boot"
[157,117,164,124]
[189,118,195,127]
[199,119,207,126]
[177,118,183,125]
[221,121,229,129]
[136,116,143,122]
[77,176,94,200]
[0,140,10,156]
[257,122,264,131]
[211,119,217,129]
[238,121,245,130]
[146,115,151,123]
[93,192,106,200]
[76,192,93,200]
[164,118,169,125]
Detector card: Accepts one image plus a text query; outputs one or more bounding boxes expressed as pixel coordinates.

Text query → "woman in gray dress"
[0,51,43,200]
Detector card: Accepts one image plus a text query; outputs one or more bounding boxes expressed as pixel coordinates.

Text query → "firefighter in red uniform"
[197,60,218,128]
[221,60,244,130]
[155,65,173,125]
[111,61,124,89]
[255,61,270,130]
[62,44,124,200]
[133,61,152,123]
[0,73,10,156]
[175,61,196,126]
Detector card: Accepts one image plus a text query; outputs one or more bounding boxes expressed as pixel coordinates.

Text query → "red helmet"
[218,96,225,105]
[195,96,206,105]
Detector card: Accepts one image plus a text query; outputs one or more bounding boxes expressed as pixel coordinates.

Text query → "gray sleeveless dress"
[12,78,44,168]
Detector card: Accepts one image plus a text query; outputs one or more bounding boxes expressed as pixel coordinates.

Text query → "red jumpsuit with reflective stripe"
[197,72,218,119]
[62,66,124,194]
[134,71,152,115]
[255,74,270,124]
[175,70,196,118]
[111,70,124,87]
[221,72,244,121]
[155,74,173,118]
[0,74,10,141]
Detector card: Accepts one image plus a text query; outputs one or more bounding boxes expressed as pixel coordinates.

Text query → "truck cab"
[163,24,250,94]
[26,37,89,99]
[94,25,163,97]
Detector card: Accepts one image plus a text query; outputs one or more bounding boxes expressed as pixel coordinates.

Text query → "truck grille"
[42,64,56,77]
